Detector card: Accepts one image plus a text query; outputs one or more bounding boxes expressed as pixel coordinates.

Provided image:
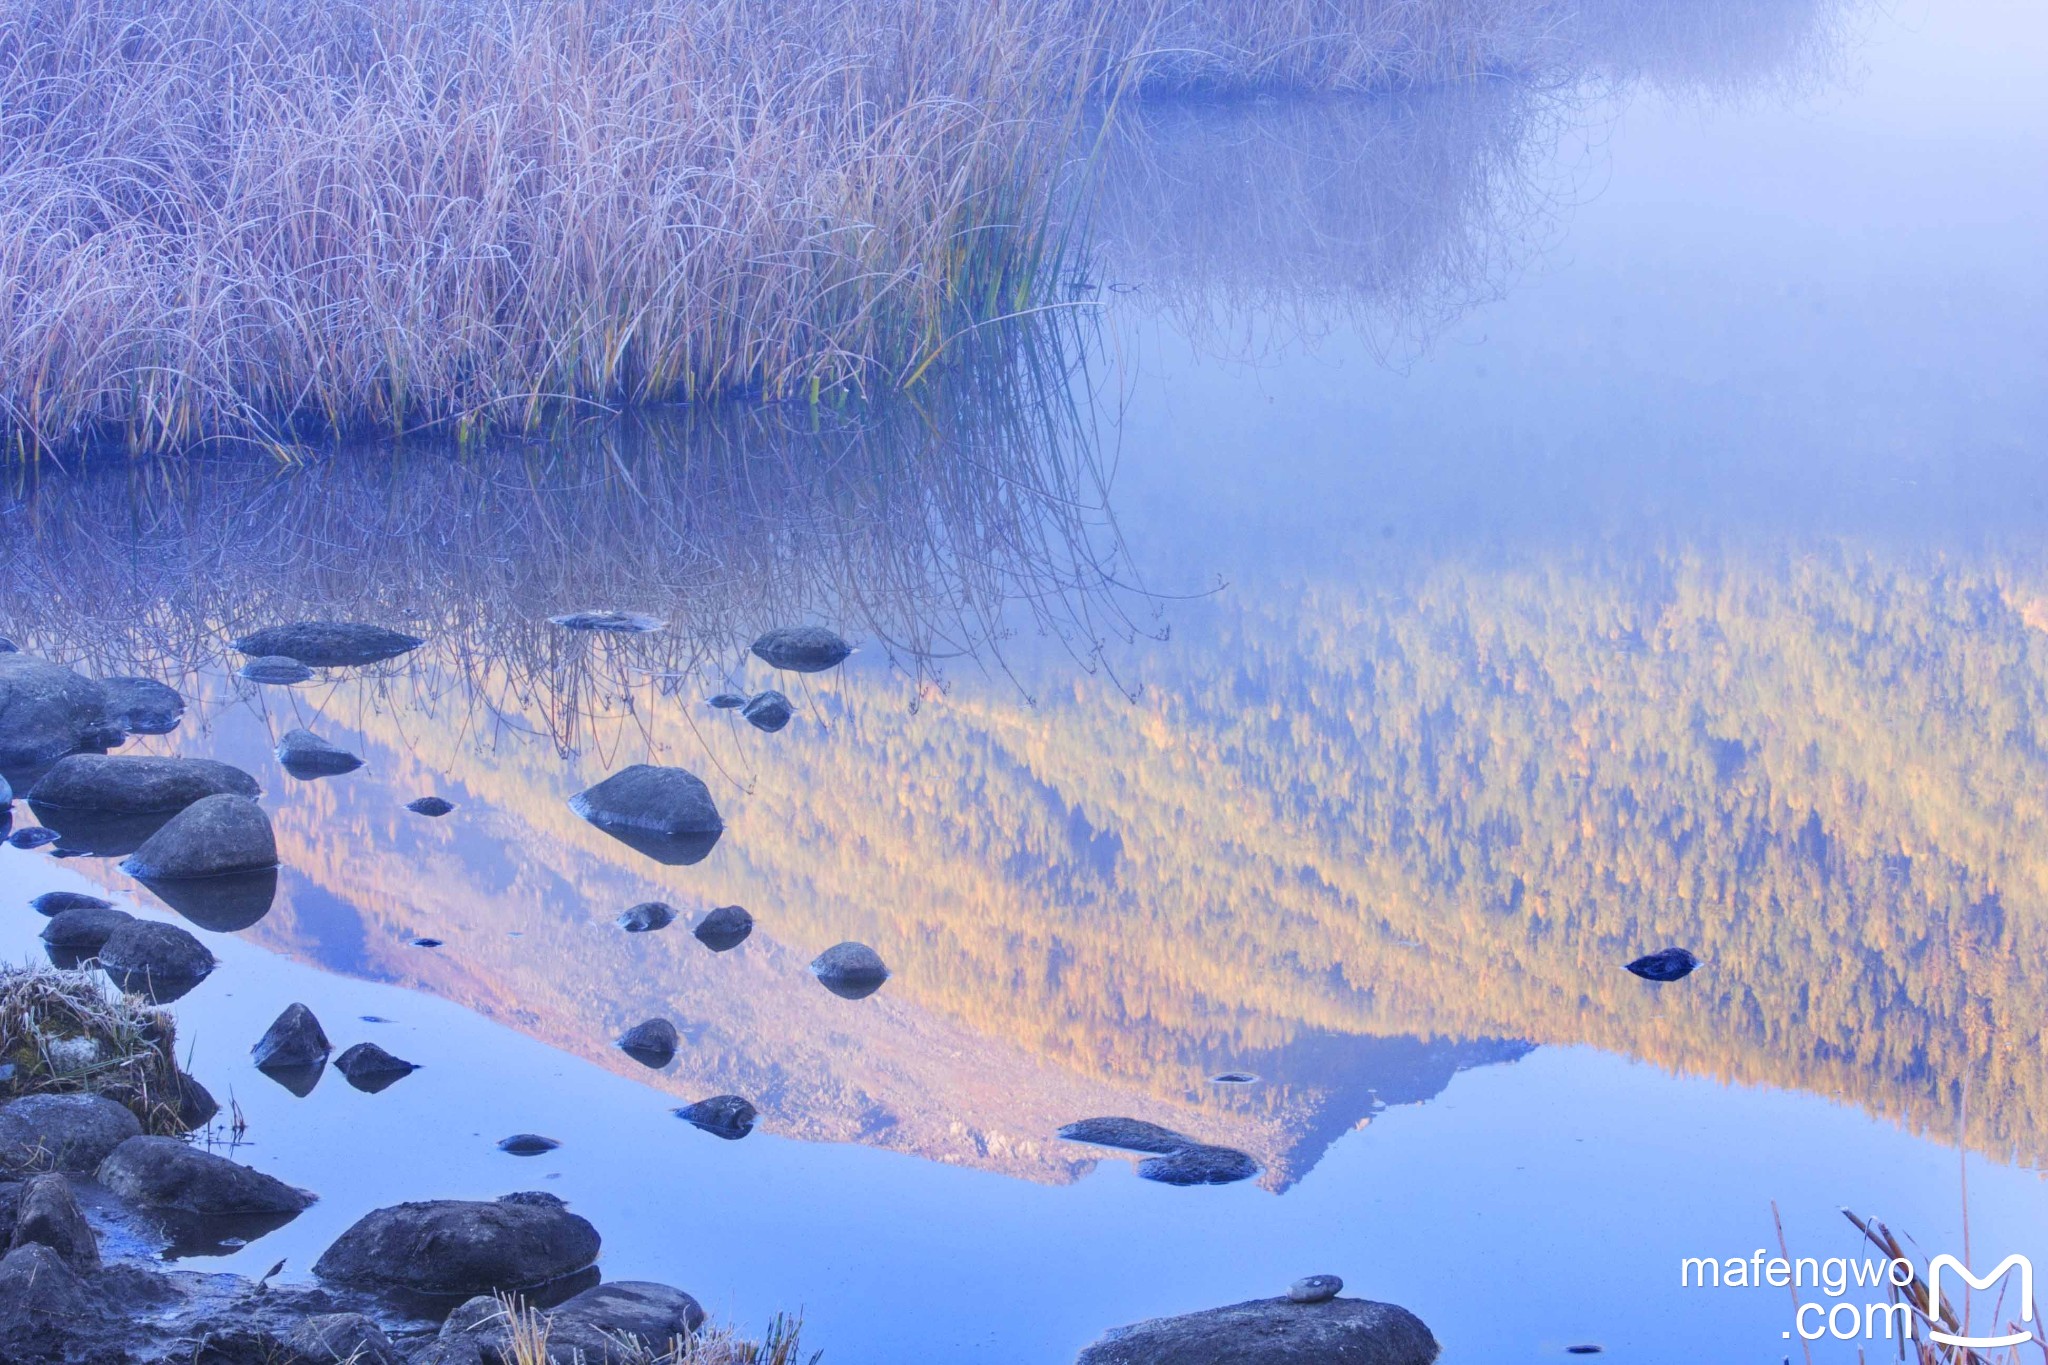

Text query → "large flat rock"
[1075,1297,1440,1365]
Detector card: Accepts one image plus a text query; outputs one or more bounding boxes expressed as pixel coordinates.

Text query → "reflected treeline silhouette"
[0,339,1149,757]
[1087,0,1860,359]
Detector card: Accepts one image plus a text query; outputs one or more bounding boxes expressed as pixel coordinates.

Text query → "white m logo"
[1927,1254,2034,1349]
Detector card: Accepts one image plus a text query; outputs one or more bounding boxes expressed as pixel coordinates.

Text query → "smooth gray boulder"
[0,654,108,770]
[569,765,722,866]
[692,904,753,952]
[231,622,423,668]
[0,1094,143,1173]
[810,941,890,999]
[28,754,258,814]
[616,1018,679,1067]
[96,677,186,735]
[97,919,216,998]
[239,656,313,685]
[276,728,363,779]
[96,1135,314,1214]
[313,1192,599,1296]
[741,690,793,733]
[39,905,135,951]
[1074,1297,1440,1365]
[252,1004,330,1070]
[289,1312,405,1365]
[121,794,277,879]
[9,1173,97,1269]
[750,626,852,673]
[555,1280,706,1347]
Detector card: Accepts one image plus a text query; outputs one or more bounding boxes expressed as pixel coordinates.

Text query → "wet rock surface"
[95,919,216,998]
[693,904,753,951]
[288,1311,405,1365]
[276,728,365,779]
[615,901,676,933]
[334,1043,418,1093]
[97,1136,316,1216]
[1074,1296,1441,1365]
[741,690,794,732]
[29,891,112,917]
[569,764,723,865]
[0,654,109,771]
[616,1018,679,1067]
[253,1004,332,1070]
[0,1093,144,1173]
[676,1094,757,1140]
[232,622,424,668]
[751,625,852,673]
[810,941,890,999]
[9,1172,98,1269]
[96,678,187,735]
[239,655,314,685]
[28,754,259,814]
[121,794,278,880]
[39,904,135,951]
[313,1192,599,1296]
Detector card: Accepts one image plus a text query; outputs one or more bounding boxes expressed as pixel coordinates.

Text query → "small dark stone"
[231,622,423,668]
[548,611,664,634]
[412,937,443,948]
[1289,1274,1343,1304]
[675,1095,756,1140]
[238,656,313,685]
[1624,947,1699,982]
[707,693,746,709]
[616,1019,679,1068]
[28,754,259,814]
[252,1003,331,1070]
[407,796,455,817]
[750,626,852,673]
[9,1173,97,1269]
[120,794,278,880]
[497,1134,559,1156]
[616,902,676,933]
[97,919,215,1000]
[96,678,186,735]
[810,941,890,999]
[1211,1072,1260,1085]
[39,905,134,951]
[275,728,363,779]
[741,690,793,733]
[96,1135,314,1214]
[1139,1143,1261,1186]
[8,827,58,849]
[1565,1348,1605,1356]
[569,765,723,867]
[334,1043,417,1093]
[29,892,110,917]
[692,904,753,952]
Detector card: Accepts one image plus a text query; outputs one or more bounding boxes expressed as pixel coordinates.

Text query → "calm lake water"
[6,1,2048,1360]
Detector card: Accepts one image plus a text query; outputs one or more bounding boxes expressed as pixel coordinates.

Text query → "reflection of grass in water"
[0,335,1153,755]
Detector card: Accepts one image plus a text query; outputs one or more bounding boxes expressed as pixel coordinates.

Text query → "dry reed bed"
[0,963,191,1135]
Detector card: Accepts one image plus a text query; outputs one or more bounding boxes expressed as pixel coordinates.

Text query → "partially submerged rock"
[9,1173,98,1269]
[548,611,664,634]
[313,1192,599,1296]
[0,654,109,771]
[28,754,258,814]
[121,794,278,880]
[95,919,216,999]
[692,904,753,952]
[1056,1117,1188,1155]
[232,622,423,668]
[569,764,722,866]
[39,905,135,951]
[252,1004,331,1070]
[173,1072,220,1131]
[0,1094,143,1173]
[1624,947,1699,982]
[707,693,746,709]
[675,1094,757,1141]
[1057,1116,1261,1187]
[96,677,186,735]
[750,626,852,673]
[1075,1296,1440,1365]
[239,655,313,685]
[810,941,890,999]
[615,902,676,934]
[29,891,111,917]
[741,690,793,733]
[97,1135,315,1215]
[334,1042,417,1094]
[8,826,57,849]
[497,1134,560,1156]
[407,795,455,817]
[276,728,363,780]
[616,1018,679,1068]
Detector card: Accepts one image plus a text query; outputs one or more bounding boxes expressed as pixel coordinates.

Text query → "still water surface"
[5,1,2048,1360]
